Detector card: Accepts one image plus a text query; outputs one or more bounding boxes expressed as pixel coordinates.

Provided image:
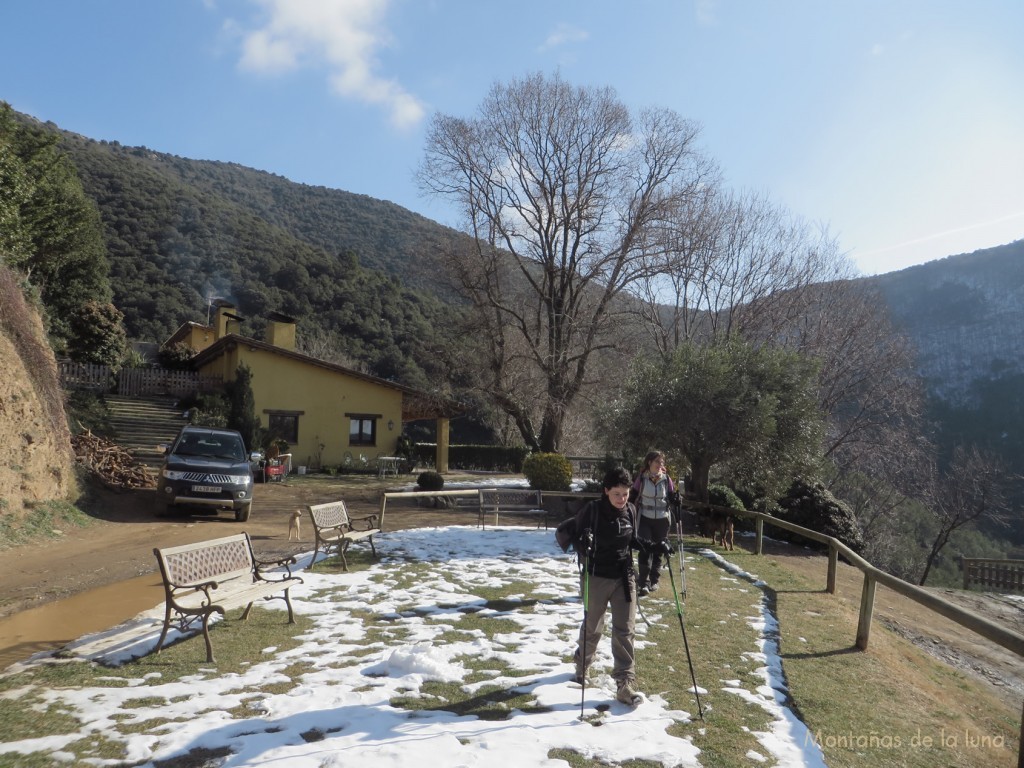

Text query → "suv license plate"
[192,485,221,493]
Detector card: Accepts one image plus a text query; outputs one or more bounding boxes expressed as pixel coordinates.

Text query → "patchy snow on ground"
[0,527,826,767]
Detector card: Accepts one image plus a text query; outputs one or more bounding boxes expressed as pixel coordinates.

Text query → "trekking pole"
[673,491,687,600]
[635,586,652,628]
[579,534,593,721]
[666,556,704,720]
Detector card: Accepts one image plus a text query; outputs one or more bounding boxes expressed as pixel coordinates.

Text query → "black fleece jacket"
[573,496,662,580]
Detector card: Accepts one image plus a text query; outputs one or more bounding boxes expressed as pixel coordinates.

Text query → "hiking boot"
[647,581,659,593]
[616,680,642,706]
[637,584,649,597]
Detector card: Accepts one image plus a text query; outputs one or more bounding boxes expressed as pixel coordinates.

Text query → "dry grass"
[692,545,1020,767]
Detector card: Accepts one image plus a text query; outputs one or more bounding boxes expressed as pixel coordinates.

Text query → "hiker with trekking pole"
[562,466,674,709]
[630,451,676,597]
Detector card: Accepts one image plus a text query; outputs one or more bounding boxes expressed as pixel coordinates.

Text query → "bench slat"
[159,534,255,587]
[153,531,302,663]
[308,499,380,570]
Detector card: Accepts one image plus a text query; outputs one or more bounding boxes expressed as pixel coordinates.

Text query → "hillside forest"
[1,89,1021,589]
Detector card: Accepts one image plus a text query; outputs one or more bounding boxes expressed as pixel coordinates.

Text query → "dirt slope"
[0,275,75,518]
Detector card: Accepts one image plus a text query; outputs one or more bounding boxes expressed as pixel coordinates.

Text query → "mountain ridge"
[868,239,1024,404]
[23,108,1024,478]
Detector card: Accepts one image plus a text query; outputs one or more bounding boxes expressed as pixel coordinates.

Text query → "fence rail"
[59,362,222,398]
[962,557,1024,592]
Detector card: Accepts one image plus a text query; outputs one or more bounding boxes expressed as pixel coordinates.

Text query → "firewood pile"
[72,431,156,489]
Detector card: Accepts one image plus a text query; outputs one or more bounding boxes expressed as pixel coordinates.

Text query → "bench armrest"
[254,554,298,578]
[168,579,219,604]
[350,514,379,531]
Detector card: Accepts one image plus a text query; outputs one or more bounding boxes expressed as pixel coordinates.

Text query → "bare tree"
[789,280,926,461]
[827,436,934,580]
[631,183,933,540]
[418,72,718,452]
[633,189,851,352]
[918,445,1017,585]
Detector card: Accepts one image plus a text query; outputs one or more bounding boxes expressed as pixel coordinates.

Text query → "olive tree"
[418,72,718,452]
[598,339,824,502]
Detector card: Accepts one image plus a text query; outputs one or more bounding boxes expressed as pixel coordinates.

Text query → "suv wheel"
[235,504,252,522]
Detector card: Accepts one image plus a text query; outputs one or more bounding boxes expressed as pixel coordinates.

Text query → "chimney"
[213,301,243,340]
[266,311,297,351]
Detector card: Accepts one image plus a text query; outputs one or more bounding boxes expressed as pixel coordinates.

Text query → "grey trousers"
[637,515,671,587]
[574,570,637,684]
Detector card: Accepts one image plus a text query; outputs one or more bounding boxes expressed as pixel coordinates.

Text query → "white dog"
[288,509,302,541]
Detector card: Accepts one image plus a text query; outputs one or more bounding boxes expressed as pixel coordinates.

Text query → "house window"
[347,413,379,446]
[264,411,302,444]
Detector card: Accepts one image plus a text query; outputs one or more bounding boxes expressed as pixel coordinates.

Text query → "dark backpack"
[554,516,577,553]
[555,500,601,553]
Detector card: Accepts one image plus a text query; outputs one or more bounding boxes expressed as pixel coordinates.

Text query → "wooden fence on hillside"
[710,503,1024,765]
[962,557,1024,592]
[59,362,222,398]
[58,362,112,392]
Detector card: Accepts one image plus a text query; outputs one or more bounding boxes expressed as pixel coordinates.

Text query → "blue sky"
[2,0,1022,277]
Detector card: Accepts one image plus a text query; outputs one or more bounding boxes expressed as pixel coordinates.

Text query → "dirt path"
[0,476,465,619]
[1,476,1022,712]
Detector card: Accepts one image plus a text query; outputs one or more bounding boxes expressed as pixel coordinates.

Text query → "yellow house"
[162,320,215,353]
[174,304,456,471]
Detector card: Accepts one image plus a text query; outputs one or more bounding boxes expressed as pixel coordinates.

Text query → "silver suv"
[157,425,256,521]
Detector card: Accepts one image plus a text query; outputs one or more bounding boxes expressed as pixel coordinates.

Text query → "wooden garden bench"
[153,532,302,662]
[307,500,380,570]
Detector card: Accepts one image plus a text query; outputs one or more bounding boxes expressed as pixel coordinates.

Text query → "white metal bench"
[478,488,548,529]
[153,532,302,662]
[307,500,380,570]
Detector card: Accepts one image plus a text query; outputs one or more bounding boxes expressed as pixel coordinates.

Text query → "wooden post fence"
[962,558,1024,592]
[685,501,1024,763]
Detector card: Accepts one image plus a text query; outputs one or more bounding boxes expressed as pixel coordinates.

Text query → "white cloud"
[539,23,589,52]
[236,0,425,129]
[695,0,718,26]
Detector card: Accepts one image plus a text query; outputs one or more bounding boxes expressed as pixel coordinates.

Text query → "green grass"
[0,499,96,550]
[0,538,1018,768]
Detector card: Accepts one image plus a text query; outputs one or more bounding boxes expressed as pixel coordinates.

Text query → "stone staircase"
[106,395,187,469]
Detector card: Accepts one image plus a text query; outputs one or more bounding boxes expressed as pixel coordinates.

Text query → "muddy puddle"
[0,573,165,671]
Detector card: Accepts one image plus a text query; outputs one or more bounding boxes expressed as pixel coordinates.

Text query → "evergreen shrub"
[522,452,572,491]
[709,483,746,511]
[774,478,864,553]
[416,470,445,491]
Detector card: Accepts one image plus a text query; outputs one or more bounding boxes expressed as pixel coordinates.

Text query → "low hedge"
[413,443,530,472]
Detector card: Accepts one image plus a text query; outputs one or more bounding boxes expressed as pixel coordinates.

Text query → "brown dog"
[698,510,734,551]
[288,509,302,541]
